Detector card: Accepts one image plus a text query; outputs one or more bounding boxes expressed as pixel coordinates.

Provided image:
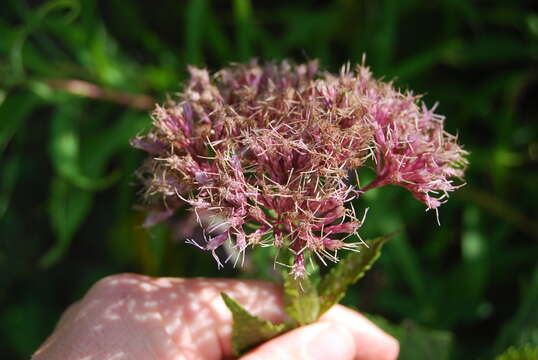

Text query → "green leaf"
[0,301,55,359]
[185,0,207,65]
[317,233,394,315]
[0,127,25,218]
[9,0,81,78]
[397,321,452,360]
[49,102,117,190]
[0,94,39,155]
[88,25,124,86]
[369,0,399,72]
[221,292,291,356]
[84,112,149,174]
[495,345,538,360]
[40,176,92,267]
[204,6,232,62]
[494,265,538,354]
[366,315,453,360]
[284,274,320,326]
[233,0,254,60]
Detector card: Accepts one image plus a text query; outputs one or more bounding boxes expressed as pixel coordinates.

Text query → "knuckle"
[84,273,147,301]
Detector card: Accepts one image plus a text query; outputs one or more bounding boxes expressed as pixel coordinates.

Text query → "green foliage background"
[1,0,537,358]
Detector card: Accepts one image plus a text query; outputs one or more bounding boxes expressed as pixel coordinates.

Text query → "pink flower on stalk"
[132,59,467,277]
[353,65,468,209]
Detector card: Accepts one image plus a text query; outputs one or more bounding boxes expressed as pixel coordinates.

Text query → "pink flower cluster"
[132,60,467,277]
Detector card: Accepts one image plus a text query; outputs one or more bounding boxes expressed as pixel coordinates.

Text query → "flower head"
[132,59,467,277]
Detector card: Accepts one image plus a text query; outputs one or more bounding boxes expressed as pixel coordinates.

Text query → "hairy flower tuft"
[132,59,467,276]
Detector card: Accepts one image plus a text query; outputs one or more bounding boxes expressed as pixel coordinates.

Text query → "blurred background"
[1,0,537,359]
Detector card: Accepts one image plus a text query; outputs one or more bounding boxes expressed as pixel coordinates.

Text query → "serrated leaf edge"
[221,292,291,356]
[317,231,397,315]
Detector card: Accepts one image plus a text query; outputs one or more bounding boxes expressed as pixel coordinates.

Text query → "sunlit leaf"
[49,102,117,190]
[233,0,254,60]
[495,345,538,360]
[221,292,292,356]
[318,233,394,315]
[284,274,319,325]
[88,26,123,85]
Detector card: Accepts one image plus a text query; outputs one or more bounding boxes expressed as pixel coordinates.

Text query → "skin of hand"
[32,273,399,360]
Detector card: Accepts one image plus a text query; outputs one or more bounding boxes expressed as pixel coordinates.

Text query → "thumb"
[240,322,356,360]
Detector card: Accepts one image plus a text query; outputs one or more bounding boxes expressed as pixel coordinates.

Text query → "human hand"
[33,274,399,360]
